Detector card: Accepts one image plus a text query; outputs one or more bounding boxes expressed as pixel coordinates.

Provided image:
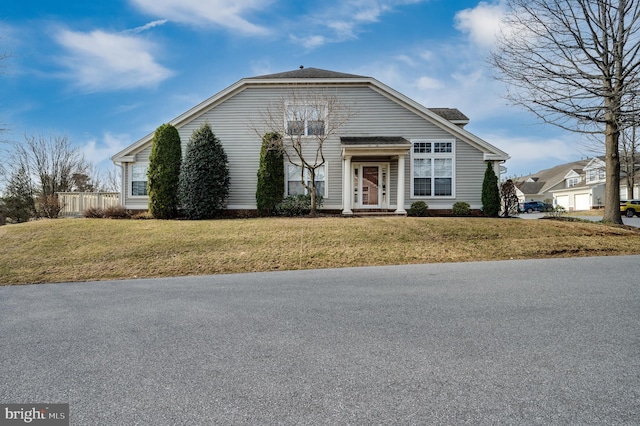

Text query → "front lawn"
[1,216,639,285]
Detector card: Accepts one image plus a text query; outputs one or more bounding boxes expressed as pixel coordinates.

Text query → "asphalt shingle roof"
[341,137,411,145]
[427,108,469,122]
[249,67,368,79]
[516,159,591,195]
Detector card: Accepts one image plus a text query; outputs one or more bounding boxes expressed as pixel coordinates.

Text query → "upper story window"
[567,177,579,187]
[286,104,326,136]
[586,168,605,183]
[411,140,455,197]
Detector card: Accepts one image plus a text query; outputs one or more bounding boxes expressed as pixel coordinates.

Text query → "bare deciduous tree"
[258,88,355,216]
[100,165,122,193]
[9,134,88,218]
[620,122,638,199]
[490,0,640,223]
[500,179,520,217]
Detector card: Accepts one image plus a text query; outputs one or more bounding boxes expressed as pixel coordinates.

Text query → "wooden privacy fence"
[57,192,120,217]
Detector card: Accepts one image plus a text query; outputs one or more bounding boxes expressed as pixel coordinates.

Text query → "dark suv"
[519,201,552,213]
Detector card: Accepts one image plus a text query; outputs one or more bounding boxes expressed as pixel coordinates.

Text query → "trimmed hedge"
[148,123,182,219]
[256,133,284,216]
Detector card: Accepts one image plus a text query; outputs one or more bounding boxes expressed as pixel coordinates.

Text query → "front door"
[353,164,387,208]
[361,166,379,206]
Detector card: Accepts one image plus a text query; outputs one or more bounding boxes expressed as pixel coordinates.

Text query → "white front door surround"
[340,137,411,215]
[353,163,389,209]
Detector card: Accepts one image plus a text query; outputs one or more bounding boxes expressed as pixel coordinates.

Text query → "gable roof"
[249,67,367,79]
[112,68,509,162]
[516,159,591,195]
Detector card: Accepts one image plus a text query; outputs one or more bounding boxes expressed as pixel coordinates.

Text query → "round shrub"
[452,201,471,216]
[407,201,429,217]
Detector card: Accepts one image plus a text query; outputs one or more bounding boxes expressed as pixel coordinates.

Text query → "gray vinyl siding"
[125,84,490,210]
[334,86,486,209]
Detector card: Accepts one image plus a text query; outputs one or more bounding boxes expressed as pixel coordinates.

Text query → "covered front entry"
[340,137,412,215]
[353,163,389,209]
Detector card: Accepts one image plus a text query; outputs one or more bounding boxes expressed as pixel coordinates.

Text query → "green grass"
[1,216,640,285]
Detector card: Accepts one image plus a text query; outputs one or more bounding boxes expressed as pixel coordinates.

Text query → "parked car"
[620,200,640,217]
[519,201,553,213]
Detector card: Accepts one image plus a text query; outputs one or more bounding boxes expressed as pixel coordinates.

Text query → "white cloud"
[289,34,327,49]
[124,19,168,34]
[290,0,427,48]
[485,132,591,177]
[415,76,444,90]
[454,1,506,49]
[129,0,272,35]
[55,28,174,92]
[82,132,132,166]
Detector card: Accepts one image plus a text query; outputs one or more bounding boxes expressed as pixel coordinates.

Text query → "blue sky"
[0,0,599,180]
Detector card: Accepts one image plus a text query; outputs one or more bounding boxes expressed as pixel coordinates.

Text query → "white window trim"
[585,168,605,184]
[285,163,328,198]
[410,139,456,199]
[129,162,149,198]
[567,177,579,187]
[284,102,328,137]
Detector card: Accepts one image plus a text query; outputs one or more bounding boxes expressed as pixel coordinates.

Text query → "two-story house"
[515,157,627,211]
[111,67,510,215]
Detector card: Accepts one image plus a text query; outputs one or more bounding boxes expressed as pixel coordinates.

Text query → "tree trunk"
[603,122,623,223]
[308,167,317,217]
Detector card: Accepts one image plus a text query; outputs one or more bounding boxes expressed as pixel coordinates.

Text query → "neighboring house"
[111,67,509,215]
[515,157,611,211]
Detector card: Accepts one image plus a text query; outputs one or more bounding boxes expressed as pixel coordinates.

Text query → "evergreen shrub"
[407,201,429,217]
[452,201,471,216]
[148,123,182,219]
[481,163,500,217]
[256,133,284,216]
[178,123,230,219]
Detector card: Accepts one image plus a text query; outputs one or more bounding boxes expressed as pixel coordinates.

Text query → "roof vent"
[300,65,304,69]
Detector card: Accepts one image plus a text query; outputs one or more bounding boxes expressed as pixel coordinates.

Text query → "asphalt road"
[1,257,639,425]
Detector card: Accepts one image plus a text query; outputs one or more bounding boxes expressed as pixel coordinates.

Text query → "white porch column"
[342,155,353,215]
[395,154,407,214]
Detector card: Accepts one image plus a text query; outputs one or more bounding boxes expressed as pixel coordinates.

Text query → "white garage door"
[575,194,590,211]
[556,195,569,209]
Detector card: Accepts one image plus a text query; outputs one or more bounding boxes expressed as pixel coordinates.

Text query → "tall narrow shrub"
[256,132,284,216]
[148,124,182,219]
[178,123,230,219]
[481,162,500,217]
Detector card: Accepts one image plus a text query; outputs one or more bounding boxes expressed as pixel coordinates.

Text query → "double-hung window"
[411,140,454,197]
[286,164,327,197]
[130,163,148,196]
[286,104,326,136]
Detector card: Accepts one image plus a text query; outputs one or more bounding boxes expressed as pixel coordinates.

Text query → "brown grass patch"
[1,216,639,285]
